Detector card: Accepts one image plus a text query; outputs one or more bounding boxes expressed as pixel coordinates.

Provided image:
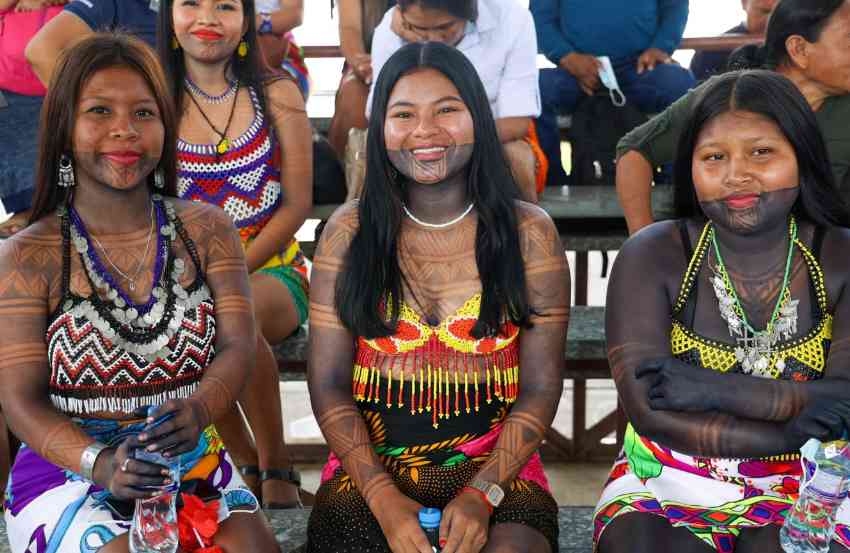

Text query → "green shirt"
[617,76,850,193]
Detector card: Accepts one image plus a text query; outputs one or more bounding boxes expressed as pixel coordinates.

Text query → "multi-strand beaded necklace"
[59,194,212,363]
[709,217,800,377]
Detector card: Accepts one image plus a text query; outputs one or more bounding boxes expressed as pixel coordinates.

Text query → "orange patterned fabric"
[353,294,520,428]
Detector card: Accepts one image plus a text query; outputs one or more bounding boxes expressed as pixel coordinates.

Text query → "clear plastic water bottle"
[129,408,181,553]
[419,507,442,553]
[781,439,850,553]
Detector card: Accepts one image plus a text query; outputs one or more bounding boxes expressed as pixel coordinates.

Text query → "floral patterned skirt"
[4,417,257,553]
[594,425,850,552]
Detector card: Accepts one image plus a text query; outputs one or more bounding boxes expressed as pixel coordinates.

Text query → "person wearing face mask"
[366,0,545,202]
[530,0,696,189]
[158,0,313,510]
[595,70,850,553]
[0,33,280,552]
[305,42,569,553]
[690,0,778,82]
[618,0,850,236]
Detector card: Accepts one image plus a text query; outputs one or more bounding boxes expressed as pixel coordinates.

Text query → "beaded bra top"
[177,86,282,244]
[670,221,831,382]
[353,294,520,429]
[46,198,215,416]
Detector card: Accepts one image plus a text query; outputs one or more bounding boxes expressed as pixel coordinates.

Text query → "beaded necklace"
[709,217,799,376]
[59,195,210,362]
[184,76,238,104]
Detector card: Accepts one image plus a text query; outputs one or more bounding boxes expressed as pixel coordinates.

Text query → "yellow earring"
[171,36,180,50]
[237,40,248,58]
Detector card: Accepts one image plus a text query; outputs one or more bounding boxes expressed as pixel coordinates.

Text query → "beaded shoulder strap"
[672,221,712,316]
[671,221,829,317]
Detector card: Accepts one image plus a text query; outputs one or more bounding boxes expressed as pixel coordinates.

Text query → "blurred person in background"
[617,0,850,235]
[690,0,778,81]
[0,0,66,238]
[530,0,695,188]
[326,0,396,158]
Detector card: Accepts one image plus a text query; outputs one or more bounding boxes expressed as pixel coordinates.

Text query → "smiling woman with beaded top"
[306,42,570,553]
[158,0,313,509]
[0,33,280,552]
[595,70,850,553]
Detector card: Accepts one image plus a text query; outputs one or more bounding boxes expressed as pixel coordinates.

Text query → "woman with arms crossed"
[305,42,570,553]
[597,70,850,553]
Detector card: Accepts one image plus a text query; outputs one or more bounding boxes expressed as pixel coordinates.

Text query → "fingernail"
[146,417,154,424]
[439,539,447,547]
[139,434,147,442]
[146,445,156,452]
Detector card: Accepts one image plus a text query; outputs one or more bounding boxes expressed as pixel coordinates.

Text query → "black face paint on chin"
[699,187,799,235]
[74,151,159,190]
[387,143,473,185]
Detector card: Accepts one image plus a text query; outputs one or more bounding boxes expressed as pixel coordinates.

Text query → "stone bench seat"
[0,507,594,552]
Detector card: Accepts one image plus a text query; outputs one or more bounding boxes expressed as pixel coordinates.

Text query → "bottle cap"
[419,507,441,528]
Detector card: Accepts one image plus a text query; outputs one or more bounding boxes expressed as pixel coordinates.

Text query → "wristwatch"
[468,479,505,509]
[258,12,273,35]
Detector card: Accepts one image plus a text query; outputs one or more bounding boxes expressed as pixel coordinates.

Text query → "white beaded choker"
[402,203,475,229]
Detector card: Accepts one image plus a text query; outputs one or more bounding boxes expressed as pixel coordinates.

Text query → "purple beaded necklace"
[68,199,168,315]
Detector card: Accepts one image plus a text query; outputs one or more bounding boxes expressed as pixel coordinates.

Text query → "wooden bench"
[0,507,596,552]
[301,35,765,60]
[275,306,619,462]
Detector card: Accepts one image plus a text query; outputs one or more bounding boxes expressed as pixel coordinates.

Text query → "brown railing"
[301,34,764,60]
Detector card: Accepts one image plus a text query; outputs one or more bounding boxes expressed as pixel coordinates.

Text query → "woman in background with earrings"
[158,0,313,509]
[0,32,279,552]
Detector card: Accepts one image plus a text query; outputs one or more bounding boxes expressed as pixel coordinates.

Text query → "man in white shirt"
[366,0,543,201]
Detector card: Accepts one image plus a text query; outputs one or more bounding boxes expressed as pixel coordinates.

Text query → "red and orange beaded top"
[352,294,519,429]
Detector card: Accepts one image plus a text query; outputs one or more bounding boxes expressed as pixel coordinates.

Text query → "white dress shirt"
[366,0,541,121]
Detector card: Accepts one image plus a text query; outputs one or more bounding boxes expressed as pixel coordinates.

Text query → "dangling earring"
[237,39,248,58]
[58,154,75,188]
[172,36,180,50]
[154,168,165,189]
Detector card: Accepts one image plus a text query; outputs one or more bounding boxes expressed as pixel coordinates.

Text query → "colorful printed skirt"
[4,417,258,553]
[305,402,559,553]
[593,425,850,552]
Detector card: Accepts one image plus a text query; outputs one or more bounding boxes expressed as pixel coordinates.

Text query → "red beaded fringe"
[352,336,519,428]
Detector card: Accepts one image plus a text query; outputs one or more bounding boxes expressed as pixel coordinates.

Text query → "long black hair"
[728,0,845,70]
[397,0,477,21]
[29,33,178,224]
[156,0,276,118]
[673,69,850,228]
[335,41,531,339]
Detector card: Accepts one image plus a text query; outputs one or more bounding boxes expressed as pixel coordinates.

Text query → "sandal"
[260,467,310,510]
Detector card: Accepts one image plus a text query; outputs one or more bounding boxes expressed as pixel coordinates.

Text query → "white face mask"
[597,56,626,107]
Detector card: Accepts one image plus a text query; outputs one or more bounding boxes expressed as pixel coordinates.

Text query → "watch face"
[486,485,505,507]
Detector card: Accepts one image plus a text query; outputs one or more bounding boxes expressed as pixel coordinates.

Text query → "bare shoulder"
[813,223,850,308]
[263,77,307,114]
[616,219,689,279]
[172,198,231,228]
[514,200,561,255]
[324,200,361,236]
[0,216,62,295]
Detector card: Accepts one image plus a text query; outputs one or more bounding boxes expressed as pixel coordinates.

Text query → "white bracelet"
[80,442,109,482]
